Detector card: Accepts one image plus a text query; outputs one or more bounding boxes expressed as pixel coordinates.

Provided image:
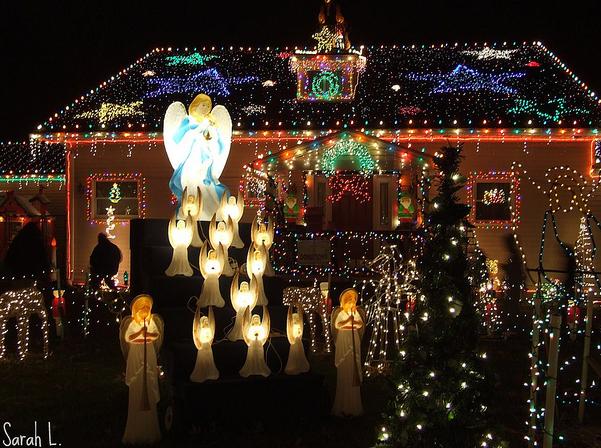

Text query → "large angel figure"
[165,214,193,277]
[198,240,225,308]
[285,304,310,375]
[240,306,271,378]
[120,295,164,445]
[227,271,258,341]
[251,215,275,276]
[164,93,232,220]
[219,191,245,248]
[209,213,235,276]
[246,243,269,305]
[190,305,219,383]
[331,288,366,417]
[180,186,203,247]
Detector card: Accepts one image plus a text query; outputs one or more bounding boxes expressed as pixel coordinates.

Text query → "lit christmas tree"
[378,145,499,447]
[109,182,121,203]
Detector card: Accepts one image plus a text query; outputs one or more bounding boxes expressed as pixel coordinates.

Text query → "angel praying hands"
[164,93,232,220]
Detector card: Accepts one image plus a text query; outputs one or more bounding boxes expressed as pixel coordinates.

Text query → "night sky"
[1,0,600,140]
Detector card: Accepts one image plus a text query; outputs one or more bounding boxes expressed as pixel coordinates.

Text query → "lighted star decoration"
[312,26,337,53]
[462,48,518,60]
[508,97,589,122]
[165,53,217,66]
[75,101,144,125]
[145,68,259,98]
[407,64,525,95]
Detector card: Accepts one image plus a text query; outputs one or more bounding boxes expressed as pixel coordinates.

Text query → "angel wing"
[216,243,226,274]
[249,274,258,309]
[192,305,202,350]
[219,191,228,214]
[208,306,216,341]
[152,314,164,352]
[236,190,244,217]
[210,105,232,180]
[266,215,274,242]
[199,240,209,278]
[209,213,218,247]
[163,101,189,170]
[330,307,342,341]
[168,214,176,248]
[251,215,259,244]
[242,306,252,346]
[286,305,295,345]
[261,306,271,343]
[297,307,304,339]
[230,271,241,311]
[119,316,133,359]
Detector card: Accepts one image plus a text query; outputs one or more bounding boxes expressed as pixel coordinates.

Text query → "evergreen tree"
[378,145,499,447]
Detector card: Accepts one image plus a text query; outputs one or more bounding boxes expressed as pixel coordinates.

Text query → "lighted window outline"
[86,173,146,223]
[467,172,520,229]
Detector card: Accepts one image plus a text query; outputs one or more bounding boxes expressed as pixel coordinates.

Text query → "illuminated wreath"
[311,71,341,100]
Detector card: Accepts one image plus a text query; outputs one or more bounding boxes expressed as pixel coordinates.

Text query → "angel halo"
[163,93,232,221]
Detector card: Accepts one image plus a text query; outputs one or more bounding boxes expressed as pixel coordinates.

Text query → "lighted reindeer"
[283,282,332,353]
[0,287,49,360]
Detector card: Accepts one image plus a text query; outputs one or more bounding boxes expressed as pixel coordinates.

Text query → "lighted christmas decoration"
[397,191,415,224]
[331,288,365,416]
[165,215,194,277]
[105,206,116,239]
[198,241,226,308]
[462,47,517,60]
[119,294,164,445]
[246,243,269,306]
[363,245,419,376]
[208,214,235,276]
[240,306,271,378]
[109,182,122,203]
[180,186,203,247]
[312,26,338,53]
[219,191,245,248]
[240,104,266,115]
[190,306,219,383]
[508,97,589,123]
[378,145,496,447]
[285,304,310,375]
[52,289,66,339]
[283,284,332,353]
[228,271,258,341]
[327,173,371,203]
[251,214,275,276]
[75,101,144,125]
[0,287,49,360]
[407,64,525,95]
[163,93,232,220]
[283,191,300,223]
[467,172,519,229]
[311,71,342,100]
[592,140,601,174]
[482,187,506,205]
[320,140,376,175]
[86,173,146,223]
[165,52,217,66]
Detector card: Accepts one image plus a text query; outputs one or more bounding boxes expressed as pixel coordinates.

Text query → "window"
[86,173,146,222]
[379,182,390,225]
[317,181,326,206]
[468,173,519,229]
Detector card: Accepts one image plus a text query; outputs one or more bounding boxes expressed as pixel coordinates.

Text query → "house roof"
[0,142,66,175]
[36,42,601,134]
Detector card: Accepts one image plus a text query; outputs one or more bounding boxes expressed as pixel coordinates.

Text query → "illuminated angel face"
[189,94,212,121]
[214,221,232,246]
[198,316,212,344]
[238,281,253,307]
[185,195,199,216]
[251,250,265,274]
[176,220,185,230]
[292,313,302,338]
[257,226,272,246]
[224,196,242,220]
[249,315,266,340]
[206,250,220,272]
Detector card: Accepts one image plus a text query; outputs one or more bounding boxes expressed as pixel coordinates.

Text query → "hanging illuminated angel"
[209,213,235,276]
[190,305,219,382]
[164,93,232,220]
[180,186,203,247]
[220,191,245,248]
[240,306,271,378]
[331,288,366,417]
[165,214,194,277]
[198,241,226,308]
[251,215,275,276]
[246,243,269,305]
[228,271,258,341]
[120,295,164,445]
[285,304,310,375]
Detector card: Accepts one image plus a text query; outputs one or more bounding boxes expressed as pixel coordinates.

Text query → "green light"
[311,71,341,100]
[0,175,65,183]
[320,140,376,175]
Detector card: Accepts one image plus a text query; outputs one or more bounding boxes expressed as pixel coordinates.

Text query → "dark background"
[1,0,600,140]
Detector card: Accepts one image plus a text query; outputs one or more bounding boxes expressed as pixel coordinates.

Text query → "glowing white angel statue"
[228,271,258,341]
[246,243,269,305]
[240,306,271,378]
[190,305,219,383]
[331,288,366,417]
[209,213,235,277]
[120,295,164,445]
[251,215,275,276]
[180,186,203,247]
[285,304,310,375]
[198,240,225,308]
[219,191,245,248]
[164,93,232,220]
[165,214,193,277]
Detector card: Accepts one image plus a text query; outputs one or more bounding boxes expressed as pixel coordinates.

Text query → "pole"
[578,290,594,422]
[528,293,542,446]
[543,314,562,448]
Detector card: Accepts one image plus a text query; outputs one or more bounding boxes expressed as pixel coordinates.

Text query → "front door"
[330,175,373,231]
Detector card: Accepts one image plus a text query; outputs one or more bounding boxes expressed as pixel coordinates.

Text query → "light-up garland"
[85,173,146,223]
[466,171,520,229]
[75,101,144,125]
[320,140,377,175]
[165,52,217,66]
[0,286,49,360]
[508,97,589,124]
[327,172,371,203]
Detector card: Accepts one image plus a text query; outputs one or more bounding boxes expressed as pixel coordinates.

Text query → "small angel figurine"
[285,304,310,375]
[165,214,193,277]
[331,288,366,417]
[240,306,271,378]
[190,306,219,383]
[251,215,275,276]
[180,186,203,247]
[228,271,258,341]
[164,94,232,220]
[209,213,235,276]
[246,243,269,305]
[220,191,245,248]
[120,295,164,445]
[198,241,226,308]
